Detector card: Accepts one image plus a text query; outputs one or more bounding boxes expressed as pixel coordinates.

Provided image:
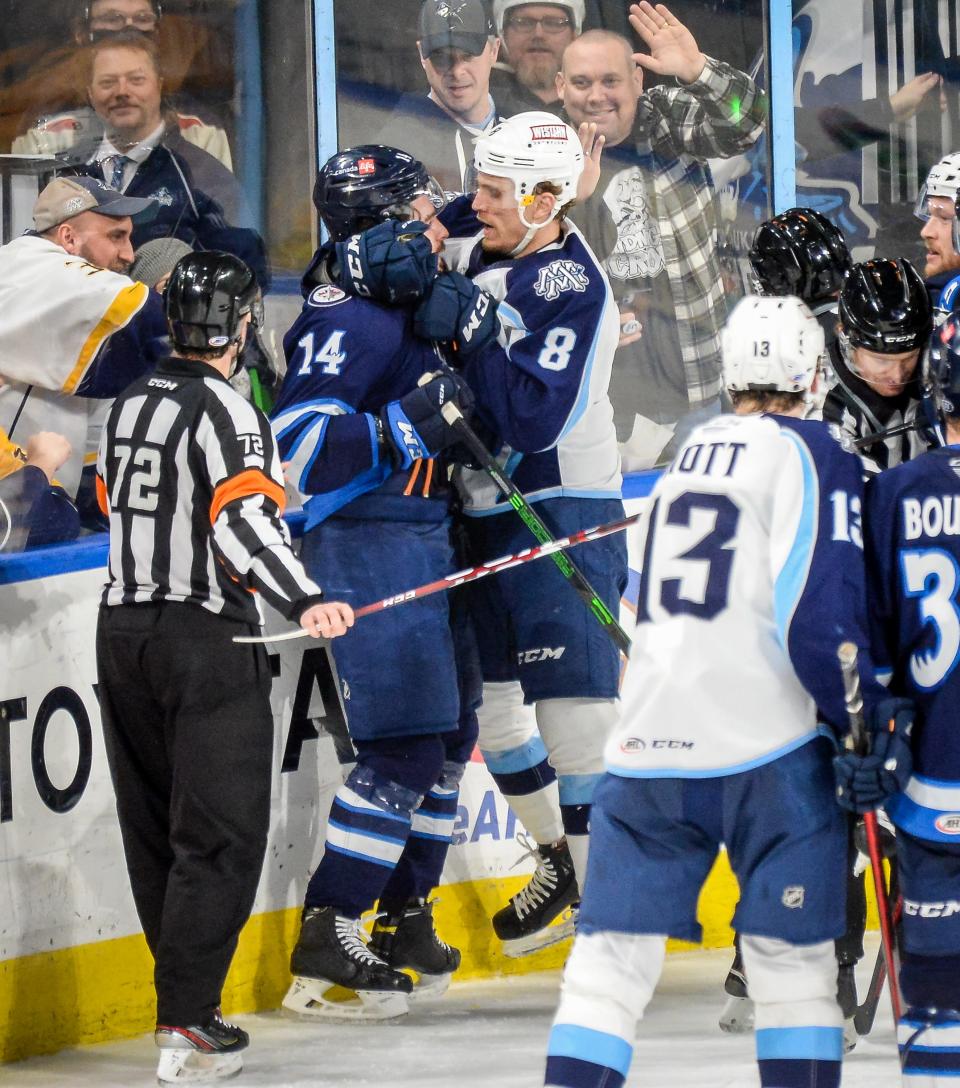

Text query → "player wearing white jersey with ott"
[544,295,894,1088]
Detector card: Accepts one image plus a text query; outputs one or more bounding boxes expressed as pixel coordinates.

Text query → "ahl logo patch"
[935,813,960,835]
[308,285,348,308]
[782,885,805,909]
[534,259,589,301]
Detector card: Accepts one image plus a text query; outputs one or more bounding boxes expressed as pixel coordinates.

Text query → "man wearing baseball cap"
[378,0,503,193]
[490,1,584,118]
[0,175,168,498]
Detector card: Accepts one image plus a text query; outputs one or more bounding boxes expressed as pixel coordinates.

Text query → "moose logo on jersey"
[534,260,590,301]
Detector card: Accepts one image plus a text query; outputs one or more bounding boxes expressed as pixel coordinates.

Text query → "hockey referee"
[94,251,353,1085]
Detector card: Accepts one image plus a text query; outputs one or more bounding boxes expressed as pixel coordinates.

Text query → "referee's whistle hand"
[299,601,355,639]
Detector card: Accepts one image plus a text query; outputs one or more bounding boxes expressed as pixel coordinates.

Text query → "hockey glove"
[379,371,474,470]
[833,697,914,813]
[414,271,499,356]
[335,220,437,305]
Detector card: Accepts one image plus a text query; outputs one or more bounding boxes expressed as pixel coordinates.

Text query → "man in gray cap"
[0,175,168,497]
[378,0,502,192]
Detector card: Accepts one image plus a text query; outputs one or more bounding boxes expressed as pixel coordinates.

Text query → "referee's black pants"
[96,601,273,1025]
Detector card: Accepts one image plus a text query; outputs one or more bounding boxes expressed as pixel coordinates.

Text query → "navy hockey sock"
[544,1025,631,1088]
[756,1030,842,1087]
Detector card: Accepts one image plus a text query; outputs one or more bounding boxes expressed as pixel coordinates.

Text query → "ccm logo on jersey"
[534,260,589,301]
[518,646,565,664]
[148,378,178,390]
[903,898,960,918]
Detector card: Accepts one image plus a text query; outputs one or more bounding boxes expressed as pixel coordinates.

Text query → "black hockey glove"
[414,271,499,357]
[379,370,474,470]
[833,697,914,814]
[335,220,437,305]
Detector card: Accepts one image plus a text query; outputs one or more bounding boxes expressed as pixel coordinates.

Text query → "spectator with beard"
[491,1,583,117]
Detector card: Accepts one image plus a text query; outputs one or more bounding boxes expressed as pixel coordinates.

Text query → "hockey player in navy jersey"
[543,295,900,1088]
[270,146,484,1021]
[332,113,626,958]
[840,313,960,1084]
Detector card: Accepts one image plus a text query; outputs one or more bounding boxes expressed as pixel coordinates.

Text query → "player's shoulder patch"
[306,284,349,308]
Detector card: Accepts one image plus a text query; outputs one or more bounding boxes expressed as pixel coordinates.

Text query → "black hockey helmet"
[313,145,445,242]
[838,258,932,354]
[926,311,960,424]
[748,207,851,306]
[165,251,262,352]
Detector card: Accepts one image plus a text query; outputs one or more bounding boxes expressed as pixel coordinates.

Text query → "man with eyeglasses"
[490,0,584,119]
[82,0,161,40]
[379,0,503,194]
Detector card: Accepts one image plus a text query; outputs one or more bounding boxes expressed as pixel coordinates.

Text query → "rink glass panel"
[333,0,769,470]
[793,0,960,267]
[0,0,318,309]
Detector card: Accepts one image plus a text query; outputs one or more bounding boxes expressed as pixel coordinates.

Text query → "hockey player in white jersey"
[544,295,897,1088]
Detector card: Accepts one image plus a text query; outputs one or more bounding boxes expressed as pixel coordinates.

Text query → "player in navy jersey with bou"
[271,146,486,1022]
[841,312,960,1085]
[542,295,904,1088]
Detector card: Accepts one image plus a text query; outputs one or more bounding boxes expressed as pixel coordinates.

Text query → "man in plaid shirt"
[560,3,767,463]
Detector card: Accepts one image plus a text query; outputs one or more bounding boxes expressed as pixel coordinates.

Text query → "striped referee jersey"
[96,354,324,625]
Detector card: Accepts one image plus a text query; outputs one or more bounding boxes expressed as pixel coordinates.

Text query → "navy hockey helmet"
[748,207,851,306]
[165,251,262,352]
[838,258,932,354]
[313,145,445,242]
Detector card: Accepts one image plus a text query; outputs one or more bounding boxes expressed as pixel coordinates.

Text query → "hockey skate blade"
[405,970,452,1002]
[718,994,755,1034]
[156,1048,243,1084]
[843,1018,858,1053]
[500,908,576,959]
[282,976,410,1022]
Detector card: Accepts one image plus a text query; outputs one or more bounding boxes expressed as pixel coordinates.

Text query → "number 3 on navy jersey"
[901,548,960,689]
[638,491,740,621]
[297,330,347,376]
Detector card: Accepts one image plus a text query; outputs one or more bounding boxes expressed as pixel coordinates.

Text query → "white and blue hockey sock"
[545,930,664,1087]
[742,936,843,1088]
[899,1008,960,1084]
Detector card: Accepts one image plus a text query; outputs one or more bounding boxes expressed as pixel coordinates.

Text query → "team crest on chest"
[533,259,589,301]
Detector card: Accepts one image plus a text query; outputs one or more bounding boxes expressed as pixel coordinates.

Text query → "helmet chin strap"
[509,195,561,257]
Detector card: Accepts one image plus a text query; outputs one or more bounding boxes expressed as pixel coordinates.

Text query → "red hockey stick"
[234,512,640,644]
[837,641,903,1024]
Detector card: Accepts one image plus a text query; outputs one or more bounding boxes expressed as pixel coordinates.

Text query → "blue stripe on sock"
[324,842,396,869]
[548,1024,633,1077]
[482,736,550,774]
[558,774,603,806]
[327,817,408,847]
[756,1027,843,1061]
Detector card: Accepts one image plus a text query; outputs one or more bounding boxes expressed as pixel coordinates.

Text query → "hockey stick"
[440,401,632,655]
[837,641,903,1024]
[233,512,640,644]
[853,877,902,1037]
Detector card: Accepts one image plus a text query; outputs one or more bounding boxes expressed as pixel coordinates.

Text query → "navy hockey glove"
[833,697,914,814]
[379,371,474,470]
[335,220,437,305]
[414,271,499,356]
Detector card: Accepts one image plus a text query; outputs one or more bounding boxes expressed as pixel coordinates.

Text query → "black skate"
[718,948,754,1034]
[154,1009,247,1083]
[283,906,412,1022]
[371,898,461,999]
[493,836,578,958]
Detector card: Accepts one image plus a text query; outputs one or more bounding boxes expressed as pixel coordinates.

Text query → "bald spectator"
[490,0,583,118]
[558,12,765,463]
[379,0,502,193]
[16,33,266,286]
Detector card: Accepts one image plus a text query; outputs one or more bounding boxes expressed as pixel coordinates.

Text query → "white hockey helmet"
[474,111,583,210]
[915,152,960,250]
[493,0,585,35]
[722,295,825,394]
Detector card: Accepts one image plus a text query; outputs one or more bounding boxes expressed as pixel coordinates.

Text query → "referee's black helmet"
[165,251,262,352]
[838,258,931,354]
[313,145,445,241]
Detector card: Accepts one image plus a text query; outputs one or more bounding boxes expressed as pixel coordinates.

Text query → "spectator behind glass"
[377,0,502,193]
[490,1,583,118]
[10,0,232,168]
[0,429,80,553]
[558,17,765,468]
[25,33,268,288]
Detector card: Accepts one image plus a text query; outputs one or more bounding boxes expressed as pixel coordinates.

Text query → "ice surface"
[6,946,902,1087]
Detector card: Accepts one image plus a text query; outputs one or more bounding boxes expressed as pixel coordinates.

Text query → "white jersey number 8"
[537,327,577,372]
